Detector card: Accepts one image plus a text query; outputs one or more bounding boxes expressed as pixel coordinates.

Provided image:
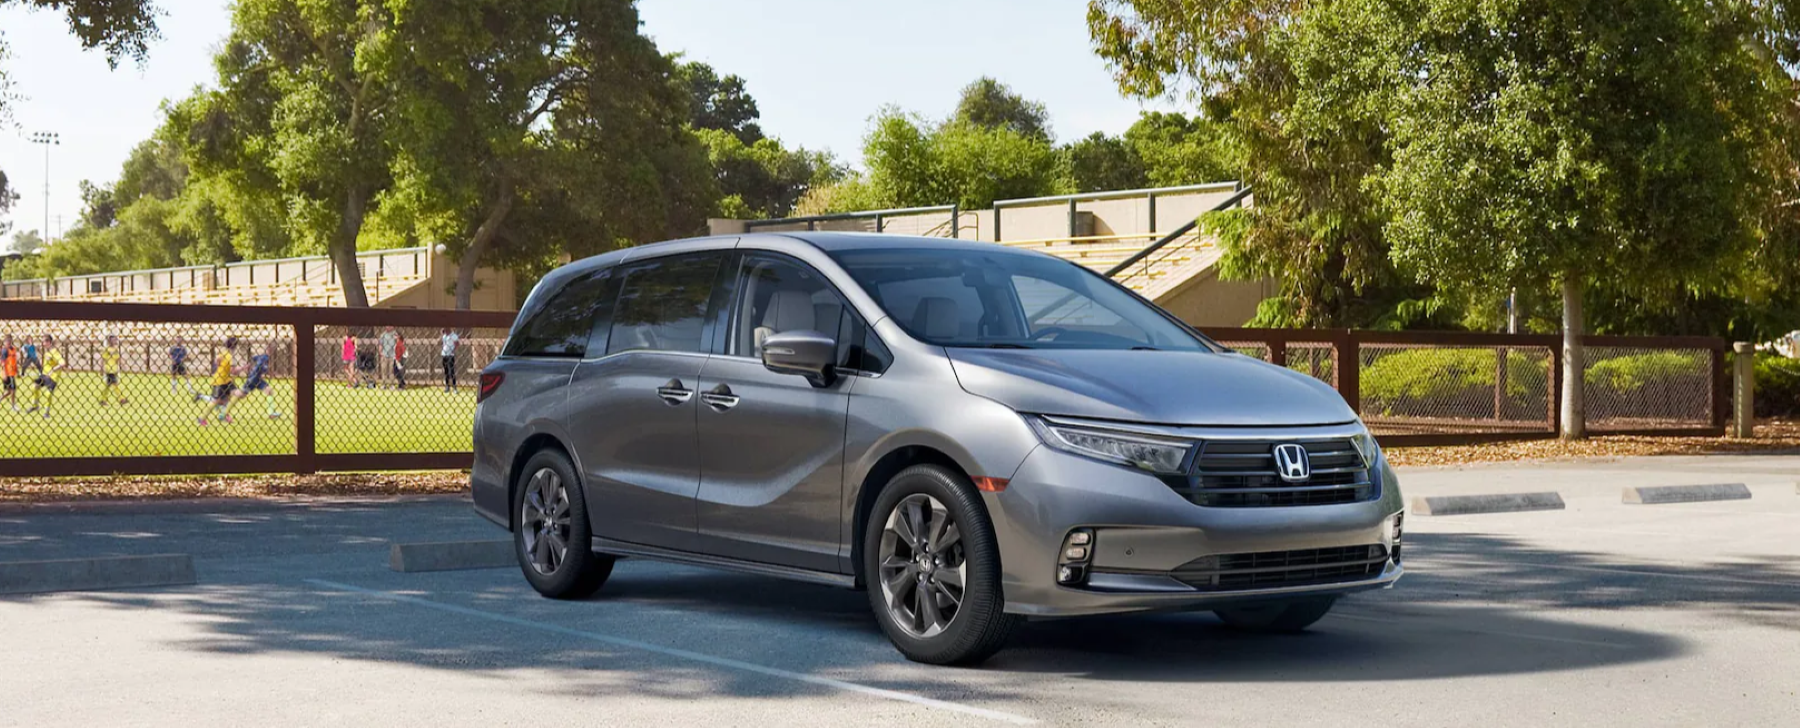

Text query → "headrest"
[911,297,960,340]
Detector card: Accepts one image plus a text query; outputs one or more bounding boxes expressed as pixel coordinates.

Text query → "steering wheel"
[1030,327,1069,341]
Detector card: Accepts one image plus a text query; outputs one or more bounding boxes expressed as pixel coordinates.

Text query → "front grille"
[1172,545,1388,591]
[1171,438,1374,508]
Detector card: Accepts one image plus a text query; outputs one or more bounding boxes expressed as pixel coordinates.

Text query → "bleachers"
[2,248,434,308]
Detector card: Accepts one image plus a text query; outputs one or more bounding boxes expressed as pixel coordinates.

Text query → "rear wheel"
[864,464,1020,665]
[1214,597,1337,633]
[513,449,612,599]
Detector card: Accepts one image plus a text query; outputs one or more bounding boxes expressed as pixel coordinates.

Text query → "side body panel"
[470,358,576,527]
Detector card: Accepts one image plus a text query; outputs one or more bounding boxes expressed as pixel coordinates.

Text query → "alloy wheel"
[520,467,572,576]
[877,493,967,638]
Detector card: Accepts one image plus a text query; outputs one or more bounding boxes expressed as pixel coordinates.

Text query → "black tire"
[1214,597,1337,633]
[863,464,1021,665]
[512,448,613,600]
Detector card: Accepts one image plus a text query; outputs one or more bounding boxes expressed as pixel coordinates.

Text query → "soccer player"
[100,335,128,406]
[233,341,281,419]
[170,335,197,397]
[392,332,409,390]
[199,336,238,426]
[29,335,63,418]
[1,335,19,412]
[21,337,40,377]
[438,327,460,392]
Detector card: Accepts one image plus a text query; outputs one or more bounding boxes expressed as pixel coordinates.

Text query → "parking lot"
[3,455,1797,727]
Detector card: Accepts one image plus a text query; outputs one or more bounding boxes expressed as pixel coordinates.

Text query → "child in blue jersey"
[170,335,197,398]
[233,341,281,419]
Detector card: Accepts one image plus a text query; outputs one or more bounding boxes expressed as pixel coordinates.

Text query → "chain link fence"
[0,301,515,476]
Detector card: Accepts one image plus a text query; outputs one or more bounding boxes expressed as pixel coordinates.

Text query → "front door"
[694,254,853,572]
[566,252,725,551]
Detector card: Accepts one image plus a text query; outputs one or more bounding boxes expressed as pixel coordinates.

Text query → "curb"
[0,554,197,595]
[1623,483,1752,505]
[0,493,469,517]
[1410,492,1565,516]
[390,539,514,573]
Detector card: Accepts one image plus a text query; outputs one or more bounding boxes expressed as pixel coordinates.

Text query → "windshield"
[828,247,1217,351]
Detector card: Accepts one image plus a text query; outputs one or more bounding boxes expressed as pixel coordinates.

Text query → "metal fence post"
[1270,339,1287,367]
[295,318,316,474]
[1335,330,1360,413]
[1550,345,1564,434]
[1732,342,1754,438]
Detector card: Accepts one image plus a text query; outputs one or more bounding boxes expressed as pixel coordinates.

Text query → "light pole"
[28,131,59,244]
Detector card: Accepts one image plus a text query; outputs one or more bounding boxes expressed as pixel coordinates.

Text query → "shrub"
[1755,353,1800,418]
[1361,347,1548,418]
[1584,351,1706,394]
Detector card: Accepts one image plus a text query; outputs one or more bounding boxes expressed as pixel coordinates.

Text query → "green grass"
[0,370,475,458]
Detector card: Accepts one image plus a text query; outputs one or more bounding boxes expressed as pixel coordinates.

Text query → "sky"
[0,0,1166,242]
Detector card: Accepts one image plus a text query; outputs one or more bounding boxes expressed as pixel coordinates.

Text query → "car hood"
[945,348,1358,427]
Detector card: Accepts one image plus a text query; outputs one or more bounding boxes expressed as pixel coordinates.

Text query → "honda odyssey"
[470,232,1404,665]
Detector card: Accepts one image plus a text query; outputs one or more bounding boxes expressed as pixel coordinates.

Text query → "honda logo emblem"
[1273,444,1311,482]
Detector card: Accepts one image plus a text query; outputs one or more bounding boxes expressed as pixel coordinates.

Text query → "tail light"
[477,371,505,403]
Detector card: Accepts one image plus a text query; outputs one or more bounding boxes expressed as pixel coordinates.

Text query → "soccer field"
[0,371,475,459]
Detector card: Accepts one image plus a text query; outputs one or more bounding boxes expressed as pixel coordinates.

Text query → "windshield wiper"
[1131,345,1160,351]
[963,343,1034,349]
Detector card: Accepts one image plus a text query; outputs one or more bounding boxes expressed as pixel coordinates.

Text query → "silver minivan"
[470,232,1404,665]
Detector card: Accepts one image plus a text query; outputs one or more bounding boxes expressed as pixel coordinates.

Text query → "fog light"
[1058,565,1075,583]
[1064,546,1088,561]
[1068,531,1091,546]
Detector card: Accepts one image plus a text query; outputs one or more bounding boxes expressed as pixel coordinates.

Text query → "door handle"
[655,379,693,406]
[700,383,740,412]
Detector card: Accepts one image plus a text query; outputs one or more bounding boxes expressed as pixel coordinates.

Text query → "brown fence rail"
[0,300,1726,476]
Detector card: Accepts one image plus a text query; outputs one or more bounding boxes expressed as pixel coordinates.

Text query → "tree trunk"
[1560,274,1586,439]
[333,185,372,308]
[455,184,516,310]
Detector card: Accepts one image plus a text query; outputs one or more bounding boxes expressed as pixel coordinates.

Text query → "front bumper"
[987,440,1405,617]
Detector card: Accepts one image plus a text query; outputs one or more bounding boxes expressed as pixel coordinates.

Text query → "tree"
[78,181,118,229]
[1062,132,1146,192]
[386,0,719,309]
[1090,0,1800,437]
[676,61,762,144]
[953,77,1051,141]
[696,128,841,219]
[7,228,42,256]
[187,0,400,307]
[865,109,1069,209]
[1123,111,1236,186]
[0,169,16,237]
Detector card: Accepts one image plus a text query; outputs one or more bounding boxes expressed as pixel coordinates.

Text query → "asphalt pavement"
[2,456,1797,726]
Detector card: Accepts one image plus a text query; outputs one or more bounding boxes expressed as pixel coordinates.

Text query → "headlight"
[1350,430,1382,467]
[1027,416,1193,475]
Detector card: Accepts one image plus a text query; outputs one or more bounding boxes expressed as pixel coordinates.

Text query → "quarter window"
[505,268,614,358]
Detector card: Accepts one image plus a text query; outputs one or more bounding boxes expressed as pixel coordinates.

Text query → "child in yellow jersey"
[100,335,128,406]
[199,336,238,426]
[30,334,63,419]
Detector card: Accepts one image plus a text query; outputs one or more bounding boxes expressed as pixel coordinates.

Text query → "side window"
[726,255,846,358]
[608,253,723,355]
[838,313,893,375]
[505,269,613,357]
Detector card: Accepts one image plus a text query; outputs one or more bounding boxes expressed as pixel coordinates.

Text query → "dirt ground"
[2,419,1794,503]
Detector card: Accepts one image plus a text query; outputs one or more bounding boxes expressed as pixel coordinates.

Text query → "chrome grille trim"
[1174,437,1376,508]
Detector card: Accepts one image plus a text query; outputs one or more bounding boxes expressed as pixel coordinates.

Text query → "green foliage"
[1122,111,1236,187]
[1754,353,1800,418]
[6,228,42,257]
[868,110,1069,209]
[696,128,841,219]
[1361,347,1549,417]
[1584,352,1707,395]
[953,77,1050,141]
[1062,132,1146,192]
[676,61,763,144]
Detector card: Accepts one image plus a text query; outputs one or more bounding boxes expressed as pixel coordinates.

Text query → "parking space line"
[1328,613,1628,649]
[1413,558,1800,588]
[302,579,1036,725]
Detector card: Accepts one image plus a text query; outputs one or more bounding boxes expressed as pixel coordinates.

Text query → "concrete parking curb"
[1410,492,1565,516]
[1623,483,1753,505]
[389,539,514,572]
[0,554,197,595]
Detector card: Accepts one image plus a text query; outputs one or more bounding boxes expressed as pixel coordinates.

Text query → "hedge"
[1362,348,1549,418]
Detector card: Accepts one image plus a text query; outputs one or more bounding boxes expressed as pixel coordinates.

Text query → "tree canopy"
[952,76,1052,141]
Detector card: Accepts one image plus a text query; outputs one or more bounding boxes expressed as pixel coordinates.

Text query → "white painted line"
[1414,557,1800,589]
[303,579,1035,725]
[1328,612,1628,649]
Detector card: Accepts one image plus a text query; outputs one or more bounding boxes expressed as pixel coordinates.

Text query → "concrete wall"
[1155,266,1275,327]
[380,256,518,311]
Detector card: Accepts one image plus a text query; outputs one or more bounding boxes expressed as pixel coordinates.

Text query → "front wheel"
[864,464,1020,665]
[513,448,613,599]
[1214,597,1337,633]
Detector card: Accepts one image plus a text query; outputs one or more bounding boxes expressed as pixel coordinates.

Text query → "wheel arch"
[849,444,973,590]
[506,432,575,530]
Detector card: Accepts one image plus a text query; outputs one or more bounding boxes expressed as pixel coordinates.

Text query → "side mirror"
[762,329,836,387]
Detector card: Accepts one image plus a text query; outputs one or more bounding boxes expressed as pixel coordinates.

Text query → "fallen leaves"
[0,471,468,503]
[1386,419,1800,467]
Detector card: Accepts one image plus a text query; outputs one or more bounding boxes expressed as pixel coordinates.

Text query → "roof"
[761,231,1033,255]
